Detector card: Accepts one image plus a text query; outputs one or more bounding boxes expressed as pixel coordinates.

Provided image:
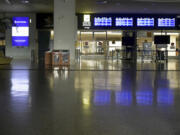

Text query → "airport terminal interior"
[1,0,180,135]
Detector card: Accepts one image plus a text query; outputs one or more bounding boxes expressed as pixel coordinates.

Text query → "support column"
[54,0,76,60]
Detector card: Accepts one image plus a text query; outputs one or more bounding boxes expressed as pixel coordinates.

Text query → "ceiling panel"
[76,0,180,13]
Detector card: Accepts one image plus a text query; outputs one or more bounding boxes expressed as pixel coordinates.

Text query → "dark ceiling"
[1,0,180,13]
[0,0,53,12]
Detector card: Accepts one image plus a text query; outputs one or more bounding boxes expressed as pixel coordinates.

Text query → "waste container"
[52,50,61,66]
[60,50,70,66]
[51,50,70,66]
[45,51,52,65]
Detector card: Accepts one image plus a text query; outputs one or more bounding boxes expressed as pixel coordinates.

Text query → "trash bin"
[60,50,70,66]
[52,50,61,66]
[45,51,52,65]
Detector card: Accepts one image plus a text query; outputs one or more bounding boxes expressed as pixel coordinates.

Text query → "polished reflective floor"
[0,67,180,135]
[1,58,180,71]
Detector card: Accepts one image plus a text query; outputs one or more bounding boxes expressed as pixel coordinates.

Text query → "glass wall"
[76,30,180,60]
[76,30,122,56]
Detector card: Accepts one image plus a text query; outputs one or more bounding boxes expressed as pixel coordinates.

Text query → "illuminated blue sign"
[94,17,112,26]
[137,18,154,27]
[12,17,29,27]
[12,17,29,47]
[158,18,175,27]
[115,17,133,26]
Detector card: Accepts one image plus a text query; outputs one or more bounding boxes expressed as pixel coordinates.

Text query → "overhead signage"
[137,18,154,27]
[94,17,112,26]
[78,14,179,30]
[158,18,175,27]
[115,17,133,26]
[12,17,29,47]
[83,14,91,28]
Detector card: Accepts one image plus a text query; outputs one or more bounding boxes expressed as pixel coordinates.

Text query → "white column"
[54,0,76,60]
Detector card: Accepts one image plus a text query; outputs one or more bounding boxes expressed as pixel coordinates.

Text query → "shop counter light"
[154,32,179,36]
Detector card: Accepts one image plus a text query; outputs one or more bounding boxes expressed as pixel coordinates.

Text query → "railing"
[108,50,180,61]
[76,48,180,62]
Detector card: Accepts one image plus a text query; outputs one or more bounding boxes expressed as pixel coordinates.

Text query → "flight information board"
[94,17,112,26]
[137,18,154,27]
[158,18,175,27]
[115,17,133,26]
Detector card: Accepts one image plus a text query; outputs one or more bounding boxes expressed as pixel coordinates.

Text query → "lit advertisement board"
[158,18,175,27]
[12,17,29,47]
[115,17,133,26]
[94,17,112,26]
[137,18,154,27]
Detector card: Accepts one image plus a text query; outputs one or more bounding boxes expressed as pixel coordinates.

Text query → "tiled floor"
[1,58,180,70]
[0,59,180,135]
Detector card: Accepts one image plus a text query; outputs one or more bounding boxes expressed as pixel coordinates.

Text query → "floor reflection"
[136,90,153,106]
[115,91,132,106]
[75,71,176,107]
[94,90,111,106]
[157,88,174,106]
[10,70,30,113]
[0,69,180,135]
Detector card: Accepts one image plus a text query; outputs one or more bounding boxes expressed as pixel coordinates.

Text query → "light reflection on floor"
[0,68,180,135]
[1,59,180,71]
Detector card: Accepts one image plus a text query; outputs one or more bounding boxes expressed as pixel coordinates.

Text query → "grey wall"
[2,13,36,59]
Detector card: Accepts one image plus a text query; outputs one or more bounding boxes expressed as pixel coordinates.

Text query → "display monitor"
[94,17,112,26]
[122,37,135,46]
[158,18,175,27]
[115,17,133,26]
[12,17,29,47]
[137,18,154,27]
[154,35,170,44]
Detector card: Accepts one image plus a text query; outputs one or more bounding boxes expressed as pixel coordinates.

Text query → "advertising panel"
[12,17,29,47]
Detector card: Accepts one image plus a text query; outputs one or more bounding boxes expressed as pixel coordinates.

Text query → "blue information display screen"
[115,17,133,26]
[12,17,29,47]
[158,18,175,27]
[94,17,112,26]
[137,18,154,27]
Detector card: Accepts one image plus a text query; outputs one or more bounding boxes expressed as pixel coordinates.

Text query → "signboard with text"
[12,17,29,47]
[77,13,180,30]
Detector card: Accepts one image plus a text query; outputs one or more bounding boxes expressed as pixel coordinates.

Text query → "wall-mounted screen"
[12,17,29,47]
[94,17,112,26]
[137,18,154,27]
[158,18,175,27]
[154,35,170,44]
[115,17,133,26]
